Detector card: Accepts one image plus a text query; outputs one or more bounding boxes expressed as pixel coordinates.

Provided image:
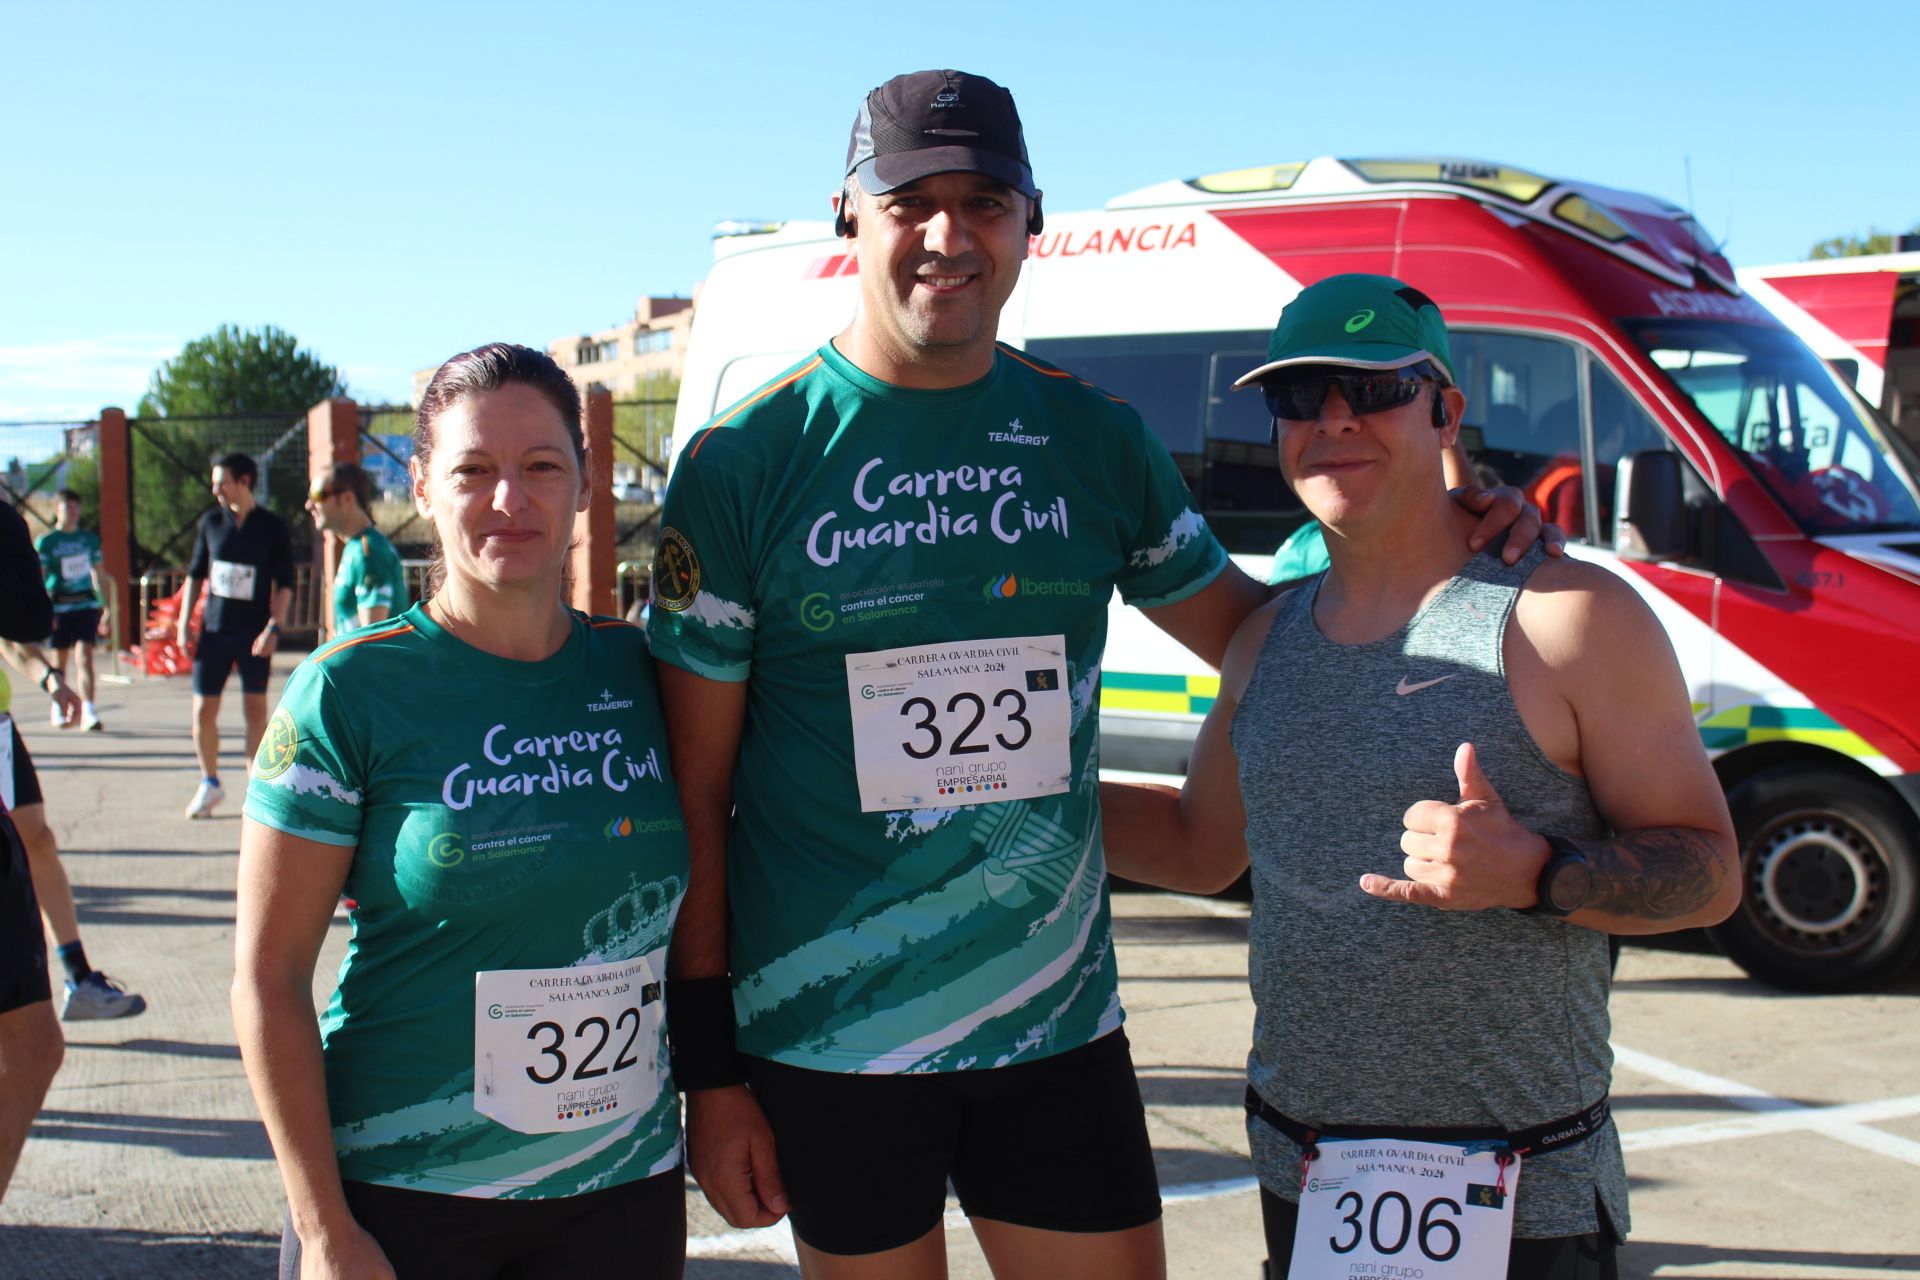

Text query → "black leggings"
[1260,1187,1617,1279]
[279,1167,685,1280]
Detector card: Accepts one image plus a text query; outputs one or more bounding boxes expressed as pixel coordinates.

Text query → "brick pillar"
[306,398,360,634]
[96,408,134,639]
[570,388,617,618]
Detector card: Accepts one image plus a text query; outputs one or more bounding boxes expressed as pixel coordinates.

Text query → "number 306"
[1329,1191,1463,1262]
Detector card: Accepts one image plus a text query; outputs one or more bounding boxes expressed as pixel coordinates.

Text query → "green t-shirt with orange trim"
[243,603,689,1198]
[649,341,1227,1073]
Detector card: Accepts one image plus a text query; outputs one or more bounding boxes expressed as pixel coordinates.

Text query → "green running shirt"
[243,604,689,1198]
[650,342,1227,1073]
[36,528,100,612]
[332,526,407,636]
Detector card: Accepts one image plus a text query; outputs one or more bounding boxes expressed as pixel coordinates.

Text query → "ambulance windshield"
[1631,320,1920,535]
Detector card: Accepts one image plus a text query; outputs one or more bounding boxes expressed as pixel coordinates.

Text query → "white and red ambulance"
[1738,251,1920,449]
[673,156,1920,992]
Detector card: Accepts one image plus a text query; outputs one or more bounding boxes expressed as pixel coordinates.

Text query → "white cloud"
[0,336,177,421]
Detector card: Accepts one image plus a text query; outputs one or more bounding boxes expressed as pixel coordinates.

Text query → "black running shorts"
[49,608,101,650]
[192,628,272,696]
[278,1166,685,1280]
[0,806,50,1014]
[744,1028,1162,1256]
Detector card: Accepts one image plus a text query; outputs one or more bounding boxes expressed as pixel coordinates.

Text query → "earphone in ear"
[1027,194,1045,237]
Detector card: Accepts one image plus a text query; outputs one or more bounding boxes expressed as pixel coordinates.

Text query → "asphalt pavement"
[1,655,1916,1278]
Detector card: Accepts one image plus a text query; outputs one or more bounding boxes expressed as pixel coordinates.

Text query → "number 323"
[899,690,1031,759]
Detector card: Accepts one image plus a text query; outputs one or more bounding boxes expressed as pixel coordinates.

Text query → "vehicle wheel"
[1707,765,1920,991]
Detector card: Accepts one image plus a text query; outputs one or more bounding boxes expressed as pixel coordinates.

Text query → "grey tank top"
[1231,544,1628,1241]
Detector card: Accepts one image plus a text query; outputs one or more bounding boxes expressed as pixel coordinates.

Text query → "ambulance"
[671,156,1920,992]
[1737,251,1920,449]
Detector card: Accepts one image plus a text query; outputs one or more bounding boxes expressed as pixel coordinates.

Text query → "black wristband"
[665,976,746,1092]
[40,668,60,691]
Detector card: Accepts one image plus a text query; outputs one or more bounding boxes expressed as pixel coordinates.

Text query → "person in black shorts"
[0,500,65,1201]
[0,640,146,1022]
[37,489,107,731]
[177,452,294,819]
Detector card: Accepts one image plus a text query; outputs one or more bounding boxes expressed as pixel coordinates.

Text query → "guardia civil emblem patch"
[653,527,700,613]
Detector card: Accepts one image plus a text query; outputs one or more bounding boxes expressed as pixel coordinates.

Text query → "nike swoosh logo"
[1396,674,1460,696]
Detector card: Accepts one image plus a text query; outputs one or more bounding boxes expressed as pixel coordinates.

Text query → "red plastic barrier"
[133,583,205,677]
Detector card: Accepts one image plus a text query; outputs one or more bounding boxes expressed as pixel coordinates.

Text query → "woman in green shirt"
[234,345,691,1280]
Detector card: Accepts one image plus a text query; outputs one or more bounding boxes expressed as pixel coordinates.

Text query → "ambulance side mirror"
[1614,450,1689,562]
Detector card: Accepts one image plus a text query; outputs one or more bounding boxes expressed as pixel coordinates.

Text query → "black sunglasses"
[1260,361,1442,422]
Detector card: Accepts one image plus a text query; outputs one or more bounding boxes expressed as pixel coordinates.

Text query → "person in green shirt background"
[305,462,409,639]
[35,490,105,731]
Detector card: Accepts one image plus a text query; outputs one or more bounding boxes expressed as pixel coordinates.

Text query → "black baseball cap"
[845,70,1037,198]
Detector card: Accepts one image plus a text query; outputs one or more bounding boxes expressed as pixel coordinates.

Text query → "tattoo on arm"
[1585,827,1727,921]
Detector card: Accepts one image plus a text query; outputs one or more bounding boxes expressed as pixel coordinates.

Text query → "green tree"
[139,324,345,416]
[1809,224,1919,260]
[126,325,346,570]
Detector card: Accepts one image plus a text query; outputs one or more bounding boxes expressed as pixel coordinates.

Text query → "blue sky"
[3,0,1914,421]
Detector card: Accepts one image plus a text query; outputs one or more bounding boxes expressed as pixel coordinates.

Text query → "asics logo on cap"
[1345,310,1376,333]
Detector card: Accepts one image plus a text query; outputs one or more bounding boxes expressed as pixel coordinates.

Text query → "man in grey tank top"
[1104,275,1739,1279]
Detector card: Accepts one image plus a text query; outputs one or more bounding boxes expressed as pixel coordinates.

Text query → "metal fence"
[611,398,673,564]
[124,412,310,577]
[0,420,99,534]
[356,405,431,559]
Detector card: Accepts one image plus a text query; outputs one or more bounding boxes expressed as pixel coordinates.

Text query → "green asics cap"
[1233,274,1456,388]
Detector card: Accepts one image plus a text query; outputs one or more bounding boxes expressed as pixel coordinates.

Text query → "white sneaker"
[185,779,225,819]
[63,972,148,1021]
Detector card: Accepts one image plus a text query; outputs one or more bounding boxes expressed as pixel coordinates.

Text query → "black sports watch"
[1531,836,1593,917]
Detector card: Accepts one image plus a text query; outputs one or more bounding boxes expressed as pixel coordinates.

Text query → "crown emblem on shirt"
[581,872,683,961]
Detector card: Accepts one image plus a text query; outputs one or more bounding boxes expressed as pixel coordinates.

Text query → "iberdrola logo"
[605,816,635,840]
[983,573,1019,599]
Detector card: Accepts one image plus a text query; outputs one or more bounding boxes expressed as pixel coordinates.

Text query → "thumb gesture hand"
[1454,741,1502,809]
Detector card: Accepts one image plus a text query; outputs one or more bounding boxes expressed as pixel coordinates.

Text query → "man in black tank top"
[1104,275,1739,1279]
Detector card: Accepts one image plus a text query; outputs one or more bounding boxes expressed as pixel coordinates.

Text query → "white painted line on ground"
[1649,1265,1920,1278]
[1167,891,1251,919]
[1099,768,1185,787]
[1162,1175,1261,1203]
[685,1223,799,1265]
[1614,1043,1920,1167]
